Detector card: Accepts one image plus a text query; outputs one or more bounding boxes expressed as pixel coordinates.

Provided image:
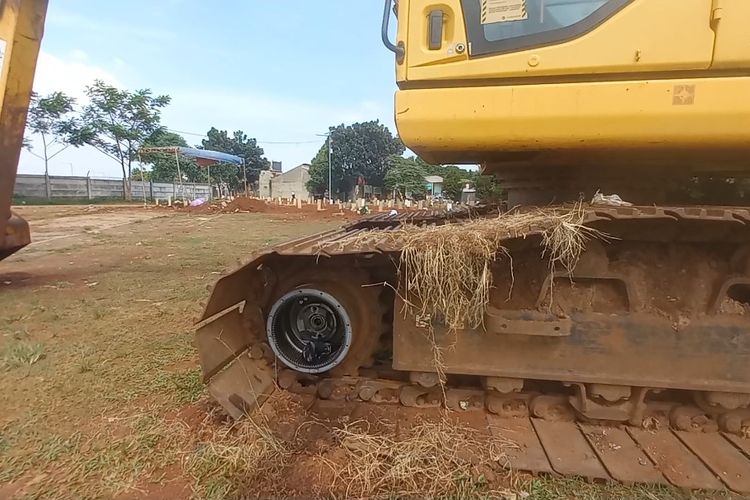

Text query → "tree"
[384,155,428,199]
[80,80,171,199]
[475,173,504,202]
[200,128,268,190]
[24,92,85,178]
[423,164,472,201]
[307,121,404,199]
[129,167,152,182]
[140,130,205,183]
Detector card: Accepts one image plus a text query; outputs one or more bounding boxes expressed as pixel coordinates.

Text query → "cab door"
[403,0,717,82]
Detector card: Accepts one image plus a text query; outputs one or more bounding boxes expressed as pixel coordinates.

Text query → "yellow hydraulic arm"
[0,0,48,260]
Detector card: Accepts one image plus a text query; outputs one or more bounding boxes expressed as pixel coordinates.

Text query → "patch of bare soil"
[190,394,516,500]
[112,465,191,500]
[179,196,365,222]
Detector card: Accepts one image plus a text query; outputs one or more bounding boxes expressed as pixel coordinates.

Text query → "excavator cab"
[0,0,47,261]
[385,0,750,203]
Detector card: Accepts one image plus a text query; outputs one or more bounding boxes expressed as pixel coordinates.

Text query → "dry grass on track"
[329,205,604,332]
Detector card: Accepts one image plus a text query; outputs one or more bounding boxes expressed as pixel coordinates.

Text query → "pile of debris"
[169,197,271,214]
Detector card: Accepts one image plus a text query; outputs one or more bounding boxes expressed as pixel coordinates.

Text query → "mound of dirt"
[222,197,270,213]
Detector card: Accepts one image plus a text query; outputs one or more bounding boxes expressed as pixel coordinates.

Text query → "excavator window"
[462,0,632,56]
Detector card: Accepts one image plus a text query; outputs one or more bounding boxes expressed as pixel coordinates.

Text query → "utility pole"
[318,131,334,203]
[328,134,333,203]
[242,160,248,197]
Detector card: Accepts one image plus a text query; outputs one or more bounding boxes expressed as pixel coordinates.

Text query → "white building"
[259,164,313,200]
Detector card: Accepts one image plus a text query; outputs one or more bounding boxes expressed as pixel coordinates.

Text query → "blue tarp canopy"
[139,146,243,166]
[178,147,243,166]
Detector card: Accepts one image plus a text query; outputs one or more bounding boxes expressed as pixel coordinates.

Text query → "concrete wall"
[270,164,311,200]
[14,174,210,201]
[258,170,273,199]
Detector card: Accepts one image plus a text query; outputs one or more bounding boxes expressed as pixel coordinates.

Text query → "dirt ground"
[0,206,731,500]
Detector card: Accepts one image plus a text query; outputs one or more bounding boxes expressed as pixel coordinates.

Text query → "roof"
[139,146,243,166]
[424,175,444,184]
[279,163,309,174]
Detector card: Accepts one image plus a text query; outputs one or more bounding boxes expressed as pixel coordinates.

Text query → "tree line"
[25,81,502,202]
[307,121,501,202]
[24,81,269,199]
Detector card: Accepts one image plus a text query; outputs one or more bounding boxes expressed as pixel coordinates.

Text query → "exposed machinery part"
[197,206,750,493]
[266,288,353,373]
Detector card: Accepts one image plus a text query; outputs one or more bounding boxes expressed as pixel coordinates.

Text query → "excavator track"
[196,205,750,493]
[268,367,750,492]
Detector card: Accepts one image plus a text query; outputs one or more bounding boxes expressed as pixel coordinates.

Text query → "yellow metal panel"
[395,0,410,82]
[395,76,750,171]
[710,0,750,69]
[404,0,469,72]
[0,0,48,259]
[404,0,715,82]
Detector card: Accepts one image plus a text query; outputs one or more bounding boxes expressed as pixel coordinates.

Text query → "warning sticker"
[481,0,528,24]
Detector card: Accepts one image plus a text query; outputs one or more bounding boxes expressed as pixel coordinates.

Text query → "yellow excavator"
[197,0,750,492]
[4,0,750,492]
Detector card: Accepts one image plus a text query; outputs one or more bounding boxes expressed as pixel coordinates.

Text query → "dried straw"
[188,394,293,498]
[324,418,516,500]
[326,205,605,331]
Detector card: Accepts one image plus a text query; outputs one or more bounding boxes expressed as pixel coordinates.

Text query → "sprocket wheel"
[250,261,387,376]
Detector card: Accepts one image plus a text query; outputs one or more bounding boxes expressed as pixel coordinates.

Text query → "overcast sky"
[19,1,399,177]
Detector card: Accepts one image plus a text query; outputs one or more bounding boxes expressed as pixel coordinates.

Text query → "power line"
[165,128,322,145]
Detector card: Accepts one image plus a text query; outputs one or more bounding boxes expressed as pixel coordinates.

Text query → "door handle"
[381,0,405,61]
[428,10,444,50]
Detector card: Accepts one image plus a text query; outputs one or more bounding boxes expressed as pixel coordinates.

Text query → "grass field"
[0,206,738,499]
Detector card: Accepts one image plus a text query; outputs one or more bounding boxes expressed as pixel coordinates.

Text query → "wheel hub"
[267,288,352,373]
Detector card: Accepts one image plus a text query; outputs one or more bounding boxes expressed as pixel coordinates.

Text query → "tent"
[138,146,247,199]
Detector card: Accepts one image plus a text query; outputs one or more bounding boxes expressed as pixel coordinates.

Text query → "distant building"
[270,161,282,173]
[424,175,444,196]
[258,169,274,198]
[269,163,312,200]
[461,183,477,205]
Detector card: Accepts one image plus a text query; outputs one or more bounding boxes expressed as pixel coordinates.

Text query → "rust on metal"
[580,424,666,485]
[487,416,554,474]
[485,307,572,337]
[628,428,725,491]
[532,419,611,480]
[195,306,253,382]
[725,433,750,459]
[677,431,750,492]
[207,353,275,420]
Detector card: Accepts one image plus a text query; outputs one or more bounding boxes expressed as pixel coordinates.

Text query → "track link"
[214,337,750,493]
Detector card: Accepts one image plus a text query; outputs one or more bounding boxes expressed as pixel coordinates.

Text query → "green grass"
[0,210,340,499]
[522,477,737,500]
[154,368,205,405]
[1,340,44,370]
